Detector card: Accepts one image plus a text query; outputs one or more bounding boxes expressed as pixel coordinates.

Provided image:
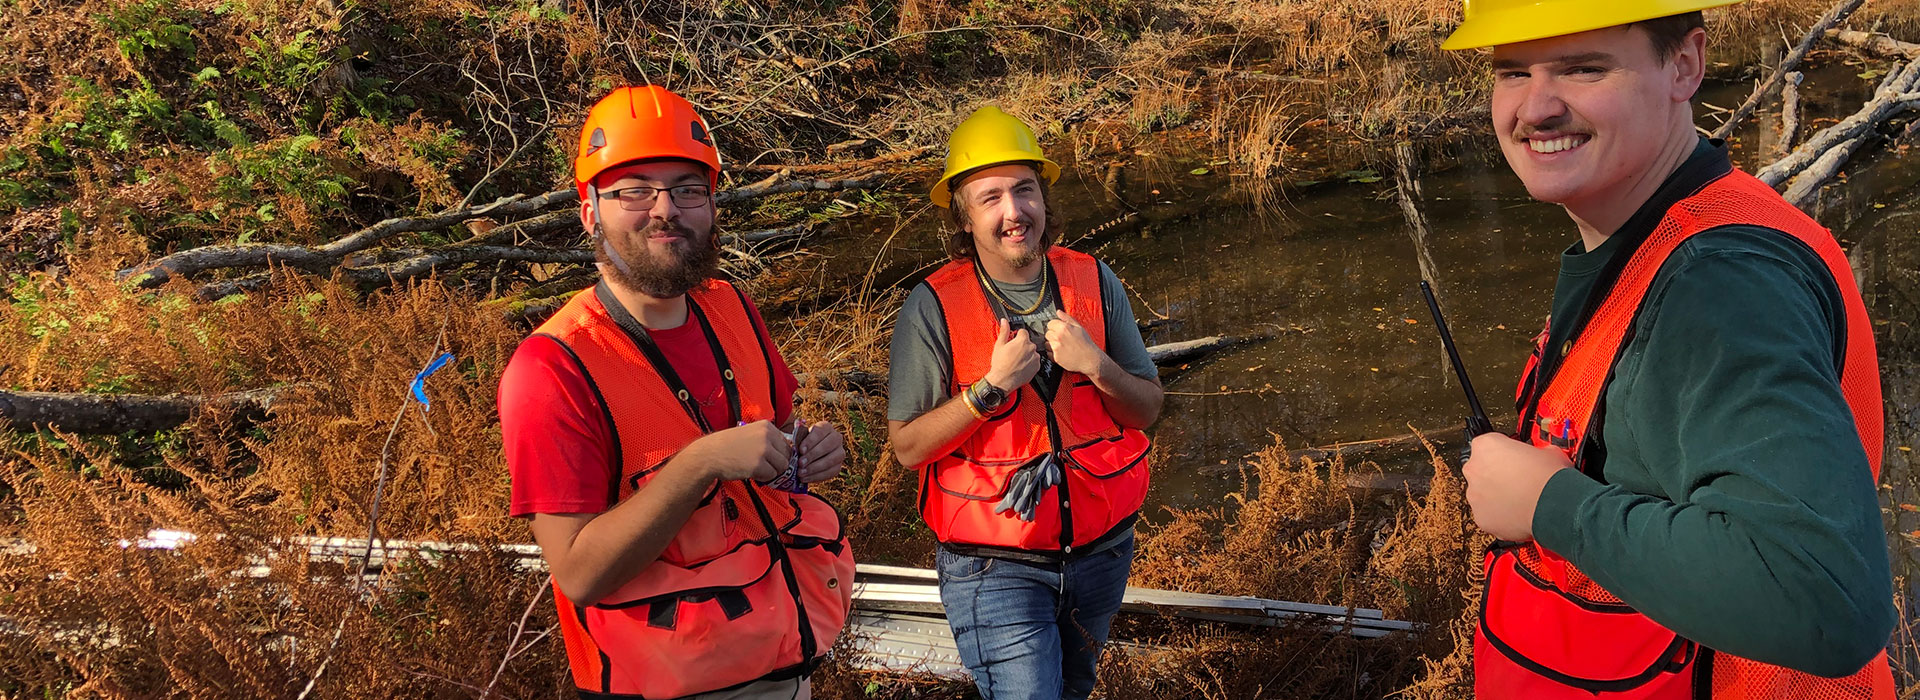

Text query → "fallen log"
[714,173,879,205]
[196,246,597,300]
[1712,0,1866,140]
[1757,60,1920,205]
[0,386,292,433]
[1147,333,1274,366]
[730,147,933,176]
[121,190,580,289]
[124,176,875,292]
[1826,29,1920,60]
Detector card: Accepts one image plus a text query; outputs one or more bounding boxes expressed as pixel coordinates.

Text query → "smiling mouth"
[1528,135,1590,154]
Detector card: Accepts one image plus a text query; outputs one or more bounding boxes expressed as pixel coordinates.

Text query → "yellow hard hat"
[1441,0,1743,51]
[929,106,1061,208]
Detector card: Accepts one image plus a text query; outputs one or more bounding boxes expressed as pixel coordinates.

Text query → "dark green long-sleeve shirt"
[1528,138,1894,677]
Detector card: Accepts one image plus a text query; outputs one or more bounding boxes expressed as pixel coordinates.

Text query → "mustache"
[640,219,699,240]
[1513,121,1586,140]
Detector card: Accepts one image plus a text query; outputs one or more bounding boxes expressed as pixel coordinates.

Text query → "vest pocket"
[1477,548,1696,698]
[1064,430,1150,479]
[584,545,805,697]
[1064,379,1120,437]
[933,453,1032,500]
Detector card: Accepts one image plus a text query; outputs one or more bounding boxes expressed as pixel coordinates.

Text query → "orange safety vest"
[915,247,1152,553]
[532,280,854,699]
[1475,169,1893,699]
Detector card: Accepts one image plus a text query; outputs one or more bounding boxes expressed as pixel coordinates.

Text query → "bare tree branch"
[1712,0,1866,140]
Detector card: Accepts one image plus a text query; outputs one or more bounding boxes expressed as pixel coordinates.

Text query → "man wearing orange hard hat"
[1442,1,1895,698]
[497,85,854,699]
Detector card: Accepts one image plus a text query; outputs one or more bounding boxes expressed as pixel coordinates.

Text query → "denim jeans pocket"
[935,549,995,583]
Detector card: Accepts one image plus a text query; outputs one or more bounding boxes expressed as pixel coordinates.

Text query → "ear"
[579,197,595,234]
[1670,28,1707,104]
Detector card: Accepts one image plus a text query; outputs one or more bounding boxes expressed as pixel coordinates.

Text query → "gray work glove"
[994,453,1062,522]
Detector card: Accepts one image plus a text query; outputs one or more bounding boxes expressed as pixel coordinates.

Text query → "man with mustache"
[887,106,1163,700]
[1442,2,1894,697]
[497,85,854,700]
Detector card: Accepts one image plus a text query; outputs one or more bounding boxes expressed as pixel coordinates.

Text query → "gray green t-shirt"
[887,259,1158,423]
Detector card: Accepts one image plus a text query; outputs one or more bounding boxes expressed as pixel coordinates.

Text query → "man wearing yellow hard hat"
[886,106,1162,699]
[1444,1,1895,698]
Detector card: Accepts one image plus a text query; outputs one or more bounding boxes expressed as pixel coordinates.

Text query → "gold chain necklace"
[977,260,1049,316]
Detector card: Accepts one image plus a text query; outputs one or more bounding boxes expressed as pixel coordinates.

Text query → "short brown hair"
[942,164,1064,261]
[1634,11,1704,64]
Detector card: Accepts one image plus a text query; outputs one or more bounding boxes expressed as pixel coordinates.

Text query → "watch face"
[981,384,1008,410]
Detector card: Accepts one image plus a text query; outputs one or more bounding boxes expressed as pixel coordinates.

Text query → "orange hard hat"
[573,85,722,199]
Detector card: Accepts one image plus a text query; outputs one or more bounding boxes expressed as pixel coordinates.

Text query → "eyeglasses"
[597,184,712,211]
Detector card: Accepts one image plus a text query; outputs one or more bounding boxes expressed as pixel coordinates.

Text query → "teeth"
[1530,136,1587,154]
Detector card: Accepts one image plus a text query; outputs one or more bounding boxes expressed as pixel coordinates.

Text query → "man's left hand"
[1463,432,1574,541]
[1045,313,1108,377]
[799,420,847,483]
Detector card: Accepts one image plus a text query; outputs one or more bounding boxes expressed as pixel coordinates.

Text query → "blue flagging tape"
[409,352,455,412]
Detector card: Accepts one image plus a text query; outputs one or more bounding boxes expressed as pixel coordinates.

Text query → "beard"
[1001,226,1046,269]
[596,219,721,298]
[1007,242,1046,270]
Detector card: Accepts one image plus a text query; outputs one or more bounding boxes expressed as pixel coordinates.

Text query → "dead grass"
[1098,437,1481,698]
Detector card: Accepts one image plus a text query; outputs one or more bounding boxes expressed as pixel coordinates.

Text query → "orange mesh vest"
[1474,169,1892,700]
[916,247,1152,553]
[532,280,854,699]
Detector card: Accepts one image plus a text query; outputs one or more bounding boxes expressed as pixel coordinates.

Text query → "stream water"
[785,60,1919,543]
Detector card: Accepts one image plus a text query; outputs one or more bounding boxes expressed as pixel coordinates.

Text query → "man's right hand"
[985,318,1042,391]
[679,420,789,482]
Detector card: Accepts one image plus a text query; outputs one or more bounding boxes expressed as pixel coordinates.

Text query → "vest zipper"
[1042,405,1074,552]
[742,486,817,664]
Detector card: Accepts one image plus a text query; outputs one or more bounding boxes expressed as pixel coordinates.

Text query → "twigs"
[482,582,554,698]
[709,24,1103,132]
[1711,0,1866,140]
[295,325,447,700]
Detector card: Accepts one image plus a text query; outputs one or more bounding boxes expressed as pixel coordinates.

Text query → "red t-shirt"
[500,295,798,517]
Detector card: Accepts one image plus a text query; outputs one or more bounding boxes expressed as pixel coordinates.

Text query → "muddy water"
[794,60,1918,523]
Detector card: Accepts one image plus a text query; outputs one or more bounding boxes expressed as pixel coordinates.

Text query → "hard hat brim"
[1440,0,1744,51]
[930,155,1062,208]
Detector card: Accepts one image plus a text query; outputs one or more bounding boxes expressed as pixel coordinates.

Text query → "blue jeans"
[935,532,1135,700]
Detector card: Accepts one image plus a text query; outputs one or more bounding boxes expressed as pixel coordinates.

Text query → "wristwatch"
[972,378,1010,413]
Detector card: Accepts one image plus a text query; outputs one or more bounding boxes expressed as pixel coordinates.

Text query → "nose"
[995,192,1022,225]
[647,188,682,222]
[1515,77,1569,131]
